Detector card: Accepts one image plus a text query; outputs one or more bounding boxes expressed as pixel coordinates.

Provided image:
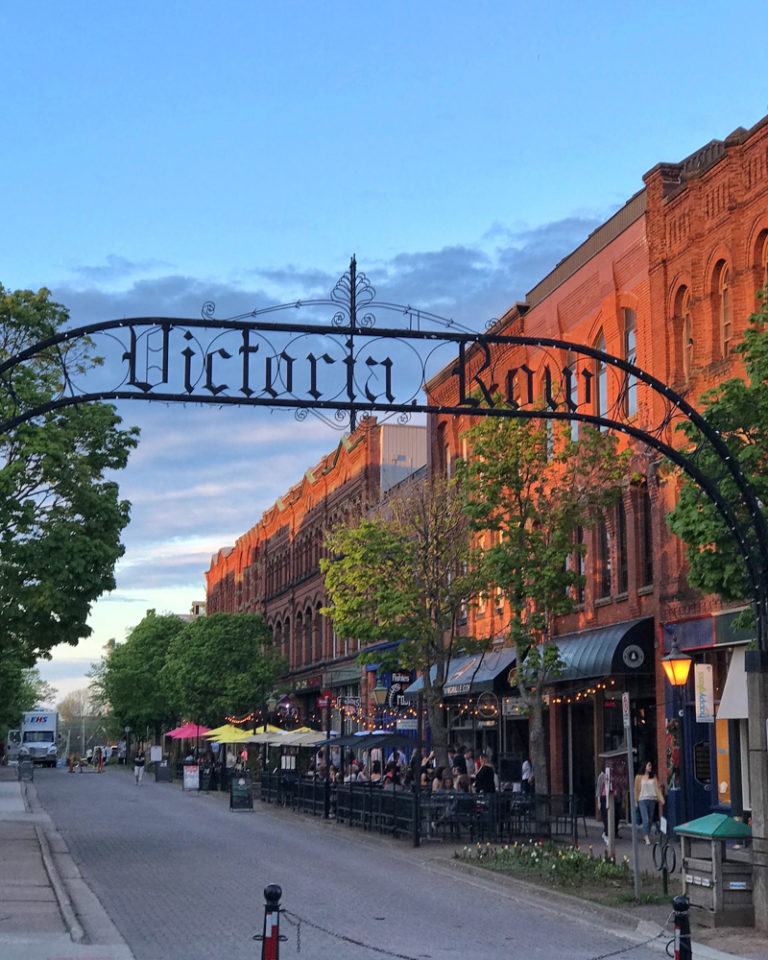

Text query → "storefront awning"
[403,648,516,698]
[553,617,654,683]
[323,664,361,687]
[716,647,749,720]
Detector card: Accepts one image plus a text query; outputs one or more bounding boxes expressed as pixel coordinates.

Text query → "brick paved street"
[34,768,667,960]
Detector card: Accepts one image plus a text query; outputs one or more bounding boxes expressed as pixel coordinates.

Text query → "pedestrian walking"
[94,747,104,773]
[521,757,534,794]
[134,745,146,785]
[634,761,665,844]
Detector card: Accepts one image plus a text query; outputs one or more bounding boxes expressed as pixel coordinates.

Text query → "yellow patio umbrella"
[204,724,247,741]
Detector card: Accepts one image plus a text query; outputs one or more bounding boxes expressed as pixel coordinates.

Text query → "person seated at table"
[431,766,446,793]
[369,760,382,782]
[454,773,471,793]
[356,764,369,782]
[383,761,400,789]
[328,764,339,784]
[420,764,433,789]
[434,773,454,794]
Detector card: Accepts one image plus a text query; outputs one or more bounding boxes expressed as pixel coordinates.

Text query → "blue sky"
[2,1,767,701]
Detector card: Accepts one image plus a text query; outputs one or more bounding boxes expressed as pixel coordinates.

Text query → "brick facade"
[427,115,768,817]
[206,418,426,724]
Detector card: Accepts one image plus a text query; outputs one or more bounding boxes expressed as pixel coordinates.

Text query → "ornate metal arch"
[2,257,767,656]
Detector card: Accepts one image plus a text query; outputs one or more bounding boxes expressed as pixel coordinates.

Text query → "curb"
[26,783,86,945]
[35,822,86,944]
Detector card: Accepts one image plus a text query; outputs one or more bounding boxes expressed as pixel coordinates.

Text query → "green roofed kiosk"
[675,813,753,927]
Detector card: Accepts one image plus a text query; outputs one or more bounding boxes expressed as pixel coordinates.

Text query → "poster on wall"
[694,663,715,723]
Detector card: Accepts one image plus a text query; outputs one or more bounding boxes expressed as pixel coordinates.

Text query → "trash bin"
[675,812,753,927]
[155,759,173,783]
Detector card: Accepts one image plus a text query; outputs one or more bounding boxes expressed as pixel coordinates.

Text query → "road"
[34,768,666,960]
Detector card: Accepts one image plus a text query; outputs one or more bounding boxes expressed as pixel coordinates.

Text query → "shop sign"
[477,692,498,719]
[444,683,471,696]
[336,696,361,708]
[502,696,525,717]
[391,671,411,685]
[622,692,631,729]
[479,720,497,728]
[396,719,418,731]
[694,663,715,723]
[294,673,323,692]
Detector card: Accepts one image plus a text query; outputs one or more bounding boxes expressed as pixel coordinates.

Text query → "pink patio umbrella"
[164,722,211,740]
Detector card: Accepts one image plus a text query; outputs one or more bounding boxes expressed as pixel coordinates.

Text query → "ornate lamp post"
[662,633,693,826]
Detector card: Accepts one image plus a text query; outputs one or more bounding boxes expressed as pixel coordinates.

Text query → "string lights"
[550,678,616,706]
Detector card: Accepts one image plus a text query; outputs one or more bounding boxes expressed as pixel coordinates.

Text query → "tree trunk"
[529,691,549,795]
[425,690,448,769]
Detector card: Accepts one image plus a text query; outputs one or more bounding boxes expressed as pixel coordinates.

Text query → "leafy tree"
[56,687,94,726]
[668,295,768,611]
[161,613,285,727]
[94,612,186,739]
[0,285,138,666]
[321,477,481,766]
[0,659,57,737]
[461,414,626,793]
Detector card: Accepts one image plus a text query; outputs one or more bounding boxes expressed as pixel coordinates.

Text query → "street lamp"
[372,683,388,707]
[124,725,132,766]
[662,632,693,826]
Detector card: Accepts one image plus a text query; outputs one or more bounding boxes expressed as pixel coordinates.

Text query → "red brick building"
[206,419,426,726]
[427,116,768,822]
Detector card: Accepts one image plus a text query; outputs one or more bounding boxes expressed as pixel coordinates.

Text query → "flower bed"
[456,840,630,887]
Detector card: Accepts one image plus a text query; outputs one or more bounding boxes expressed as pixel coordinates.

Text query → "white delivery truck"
[19,710,59,767]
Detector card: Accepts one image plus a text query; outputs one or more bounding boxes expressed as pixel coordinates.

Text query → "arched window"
[755,230,768,296]
[304,608,313,663]
[284,616,292,668]
[594,331,608,429]
[674,286,693,382]
[566,351,579,442]
[714,261,732,358]
[622,309,637,417]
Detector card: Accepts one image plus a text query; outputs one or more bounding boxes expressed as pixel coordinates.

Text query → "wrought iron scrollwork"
[1,255,767,652]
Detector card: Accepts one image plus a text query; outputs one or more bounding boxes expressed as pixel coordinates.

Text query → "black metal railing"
[257,772,589,844]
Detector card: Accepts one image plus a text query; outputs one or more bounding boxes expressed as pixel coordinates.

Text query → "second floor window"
[597,515,611,599]
[617,500,628,594]
[623,309,637,417]
[716,262,732,358]
[641,489,654,587]
[594,331,608,429]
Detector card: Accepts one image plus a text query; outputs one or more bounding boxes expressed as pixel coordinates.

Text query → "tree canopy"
[161,613,285,727]
[322,476,481,764]
[0,284,138,667]
[461,413,626,792]
[0,658,57,737]
[92,612,187,736]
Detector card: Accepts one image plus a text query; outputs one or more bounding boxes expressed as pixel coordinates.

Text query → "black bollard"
[672,894,692,960]
[261,884,283,960]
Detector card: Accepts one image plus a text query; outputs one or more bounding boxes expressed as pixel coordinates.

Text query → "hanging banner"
[694,663,715,723]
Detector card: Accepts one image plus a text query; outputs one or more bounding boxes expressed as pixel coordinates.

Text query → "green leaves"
[161,613,286,726]
[0,284,138,666]
[461,412,625,687]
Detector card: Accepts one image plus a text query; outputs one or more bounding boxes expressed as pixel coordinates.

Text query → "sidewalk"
[581,815,768,960]
[0,767,135,960]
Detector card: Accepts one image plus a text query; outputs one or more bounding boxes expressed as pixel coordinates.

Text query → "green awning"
[553,618,654,683]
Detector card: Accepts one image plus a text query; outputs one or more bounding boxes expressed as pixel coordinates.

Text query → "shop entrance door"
[683,703,715,820]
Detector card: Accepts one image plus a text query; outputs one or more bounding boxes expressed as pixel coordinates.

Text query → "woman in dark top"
[474,755,496,793]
